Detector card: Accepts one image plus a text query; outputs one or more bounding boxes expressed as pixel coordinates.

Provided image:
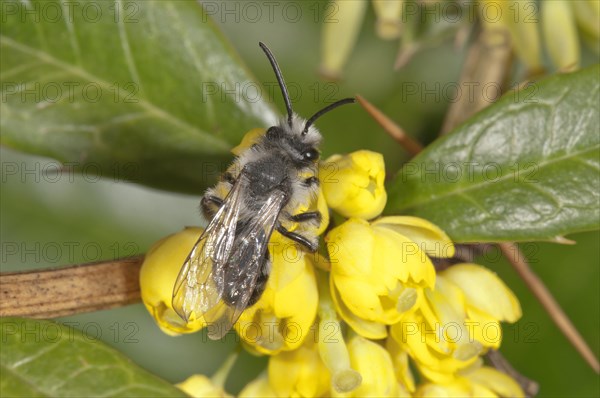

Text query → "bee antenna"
[259,42,294,128]
[303,98,356,135]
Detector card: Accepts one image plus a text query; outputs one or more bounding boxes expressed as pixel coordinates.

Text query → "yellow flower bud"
[346,334,400,397]
[479,1,542,72]
[321,150,387,220]
[316,271,362,394]
[442,264,522,324]
[234,234,318,354]
[386,336,416,393]
[572,0,600,40]
[542,0,580,71]
[320,0,368,79]
[140,228,206,335]
[372,0,404,40]
[176,375,231,398]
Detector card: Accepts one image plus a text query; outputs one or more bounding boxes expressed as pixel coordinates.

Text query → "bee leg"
[201,195,224,220]
[247,252,270,306]
[290,211,322,224]
[277,225,318,253]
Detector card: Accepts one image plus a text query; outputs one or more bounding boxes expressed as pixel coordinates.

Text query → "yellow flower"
[320,150,387,220]
[316,271,362,395]
[386,336,416,393]
[234,234,318,355]
[319,0,407,77]
[416,365,525,397]
[140,227,206,335]
[344,333,403,397]
[373,0,405,40]
[268,327,331,397]
[326,216,453,339]
[177,349,238,398]
[390,265,521,383]
[320,0,368,79]
[541,0,580,71]
[238,373,277,398]
[479,1,542,72]
[442,264,522,324]
[572,0,600,41]
[176,374,231,398]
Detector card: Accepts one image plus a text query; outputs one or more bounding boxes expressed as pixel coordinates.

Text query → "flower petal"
[331,276,388,340]
[466,366,525,397]
[321,151,387,219]
[373,216,455,258]
[334,275,383,320]
[238,374,277,398]
[327,218,375,278]
[442,264,522,323]
[140,228,206,335]
[176,374,231,398]
[373,226,436,288]
[320,0,368,79]
[348,334,399,397]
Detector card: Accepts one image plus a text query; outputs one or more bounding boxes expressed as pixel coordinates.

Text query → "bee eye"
[303,148,319,161]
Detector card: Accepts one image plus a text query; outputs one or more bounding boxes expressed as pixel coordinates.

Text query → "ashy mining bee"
[172,42,354,340]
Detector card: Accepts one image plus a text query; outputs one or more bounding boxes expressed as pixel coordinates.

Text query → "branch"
[355,94,423,156]
[498,243,600,374]
[440,25,512,135]
[0,256,144,318]
[486,350,539,397]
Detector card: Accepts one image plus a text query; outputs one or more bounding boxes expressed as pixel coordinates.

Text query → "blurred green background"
[1,1,598,396]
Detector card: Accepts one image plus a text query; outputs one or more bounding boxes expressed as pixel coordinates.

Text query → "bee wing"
[203,190,287,340]
[172,176,244,323]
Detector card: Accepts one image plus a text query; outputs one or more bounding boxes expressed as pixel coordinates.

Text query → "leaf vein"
[0,35,230,151]
[116,0,144,94]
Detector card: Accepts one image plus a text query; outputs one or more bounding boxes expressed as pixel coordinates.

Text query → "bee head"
[259,42,355,164]
[265,113,321,164]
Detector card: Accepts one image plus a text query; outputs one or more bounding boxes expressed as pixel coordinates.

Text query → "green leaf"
[0,0,275,193]
[385,66,600,242]
[0,318,187,397]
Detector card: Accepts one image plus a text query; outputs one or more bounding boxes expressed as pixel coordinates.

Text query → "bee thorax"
[244,157,290,200]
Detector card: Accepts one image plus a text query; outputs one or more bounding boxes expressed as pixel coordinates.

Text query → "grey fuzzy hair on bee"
[172,42,355,340]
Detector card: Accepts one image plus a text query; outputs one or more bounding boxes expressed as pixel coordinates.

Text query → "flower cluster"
[140,130,524,397]
[480,0,597,72]
[320,0,597,77]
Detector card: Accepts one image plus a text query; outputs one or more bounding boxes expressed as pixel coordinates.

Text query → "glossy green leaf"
[0,317,187,397]
[386,66,600,242]
[0,0,275,193]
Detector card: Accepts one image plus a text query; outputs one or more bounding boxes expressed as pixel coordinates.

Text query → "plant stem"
[0,257,143,318]
[498,242,600,374]
[486,350,539,397]
[355,94,423,156]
